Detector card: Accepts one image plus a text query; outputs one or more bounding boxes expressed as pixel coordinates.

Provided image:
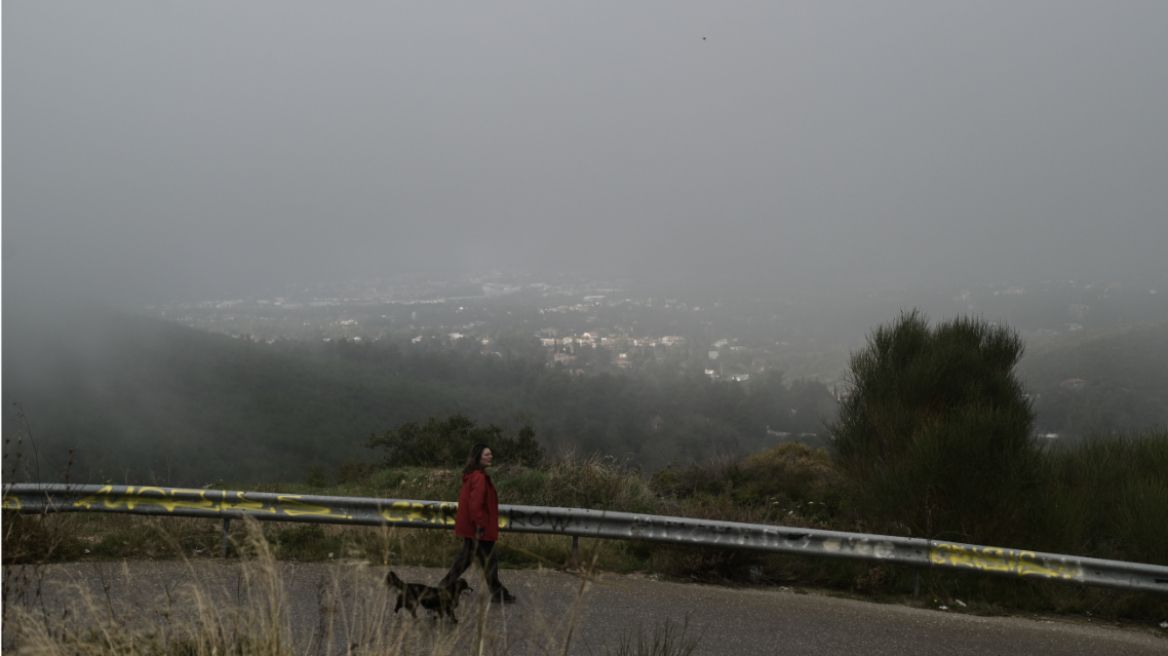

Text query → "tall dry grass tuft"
[3,518,478,656]
[595,614,702,656]
[3,516,684,656]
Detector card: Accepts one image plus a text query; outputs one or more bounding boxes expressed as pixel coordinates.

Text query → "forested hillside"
[3,305,835,485]
[7,301,1164,486]
[1017,321,1168,441]
[3,304,504,484]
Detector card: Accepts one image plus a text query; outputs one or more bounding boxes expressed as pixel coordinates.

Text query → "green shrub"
[1035,429,1168,564]
[366,413,544,468]
[497,454,656,513]
[268,522,351,561]
[651,444,842,519]
[334,459,376,484]
[91,522,172,559]
[828,311,1042,545]
[302,464,330,488]
[738,443,841,507]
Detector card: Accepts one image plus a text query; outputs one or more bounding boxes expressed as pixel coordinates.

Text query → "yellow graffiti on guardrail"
[4,485,517,529]
[929,542,1084,581]
[377,501,510,529]
[72,486,259,514]
[221,494,267,514]
[272,496,332,517]
[66,486,346,519]
[381,501,457,526]
[73,486,214,513]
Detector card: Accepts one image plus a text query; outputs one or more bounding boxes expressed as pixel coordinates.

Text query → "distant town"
[141,271,1168,390]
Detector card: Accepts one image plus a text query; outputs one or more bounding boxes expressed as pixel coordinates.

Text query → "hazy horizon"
[6,2,1167,307]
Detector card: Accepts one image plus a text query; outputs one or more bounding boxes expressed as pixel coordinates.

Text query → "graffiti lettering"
[73,486,216,513]
[382,502,441,525]
[375,501,508,528]
[276,496,335,518]
[632,517,687,534]
[547,514,573,531]
[220,492,268,514]
[929,543,1084,581]
[505,508,579,530]
[821,539,895,558]
[379,502,460,526]
[442,504,458,525]
[973,547,1011,573]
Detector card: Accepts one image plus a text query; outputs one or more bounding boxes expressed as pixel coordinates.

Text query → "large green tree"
[829,311,1040,545]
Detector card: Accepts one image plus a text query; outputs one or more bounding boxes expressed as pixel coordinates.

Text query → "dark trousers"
[441,537,504,594]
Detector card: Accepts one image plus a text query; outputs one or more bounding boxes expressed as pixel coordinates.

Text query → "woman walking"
[439,443,517,603]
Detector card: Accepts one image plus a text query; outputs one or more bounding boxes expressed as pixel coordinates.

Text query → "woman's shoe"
[491,589,518,603]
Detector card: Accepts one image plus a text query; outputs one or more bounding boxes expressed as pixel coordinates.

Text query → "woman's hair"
[462,443,492,475]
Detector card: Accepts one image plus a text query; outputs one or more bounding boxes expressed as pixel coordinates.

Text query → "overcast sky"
[5,1,1167,304]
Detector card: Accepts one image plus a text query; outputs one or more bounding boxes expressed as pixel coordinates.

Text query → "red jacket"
[455,469,499,541]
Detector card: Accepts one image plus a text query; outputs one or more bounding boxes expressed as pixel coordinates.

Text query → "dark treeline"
[7,303,1164,487]
[275,333,839,470]
[3,306,836,486]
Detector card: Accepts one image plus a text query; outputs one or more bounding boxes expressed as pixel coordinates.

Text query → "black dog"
[386,571,471,623]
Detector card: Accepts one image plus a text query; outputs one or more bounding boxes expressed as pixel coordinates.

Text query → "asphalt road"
[4,561,1165,655]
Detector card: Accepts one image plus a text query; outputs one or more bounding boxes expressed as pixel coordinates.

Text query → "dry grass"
[3,518,691,656]
[6,438,1168,626]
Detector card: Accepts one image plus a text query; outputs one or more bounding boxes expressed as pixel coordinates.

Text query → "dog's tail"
[386,571,405,591]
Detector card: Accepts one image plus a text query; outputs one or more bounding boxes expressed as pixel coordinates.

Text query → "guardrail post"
[572,535,579,567]
[221,519,231,558]
[914,568,920,600]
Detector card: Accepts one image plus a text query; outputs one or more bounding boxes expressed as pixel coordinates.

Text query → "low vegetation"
[5,311,1167,650]
[3,304,839,485]
[6,432,1167,628]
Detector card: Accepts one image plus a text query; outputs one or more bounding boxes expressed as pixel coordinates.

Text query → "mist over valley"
[5,271,1166,486]
[5,3,1167,486]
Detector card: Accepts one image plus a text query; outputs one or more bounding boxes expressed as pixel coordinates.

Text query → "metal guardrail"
[4,483,1167,594]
